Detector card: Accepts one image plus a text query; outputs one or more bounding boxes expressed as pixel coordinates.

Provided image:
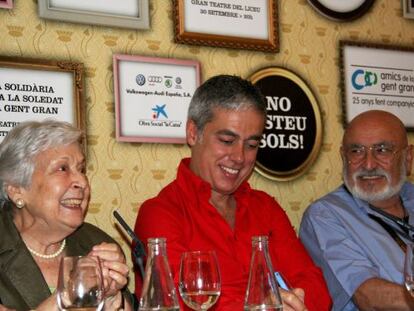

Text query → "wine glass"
[405,243,414,297]
[57,256,104,311]
[179,251,221,310]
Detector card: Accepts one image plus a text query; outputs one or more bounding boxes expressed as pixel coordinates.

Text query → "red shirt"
[135,158,331,311]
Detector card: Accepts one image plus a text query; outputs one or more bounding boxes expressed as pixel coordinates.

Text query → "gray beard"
[343,161,406,203]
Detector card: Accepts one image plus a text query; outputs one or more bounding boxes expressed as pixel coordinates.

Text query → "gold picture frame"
[173,0,279,53]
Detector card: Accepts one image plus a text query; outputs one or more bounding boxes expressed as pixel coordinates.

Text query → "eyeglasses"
[344,143,407,165]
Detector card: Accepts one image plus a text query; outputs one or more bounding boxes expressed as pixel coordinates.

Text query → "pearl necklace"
[27,239,66,259]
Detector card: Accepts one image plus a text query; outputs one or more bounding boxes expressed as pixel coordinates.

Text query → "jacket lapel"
[0,205,51,309]
[1,249,51,308]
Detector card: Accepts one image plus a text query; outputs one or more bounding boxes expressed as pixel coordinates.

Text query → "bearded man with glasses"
[300,110,414,311]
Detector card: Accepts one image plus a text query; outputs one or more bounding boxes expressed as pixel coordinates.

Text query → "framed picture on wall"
[0,56,85,142]
[402,0,414,18]
[307,0,375,21]
[340,41,414,130]
[38,0,149,29]
[0,0,13,9]
[250,67,322,181]
[173,0,279,52]
[113,54,201,144]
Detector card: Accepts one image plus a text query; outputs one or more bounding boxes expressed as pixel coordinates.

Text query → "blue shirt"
[299,182,414,311]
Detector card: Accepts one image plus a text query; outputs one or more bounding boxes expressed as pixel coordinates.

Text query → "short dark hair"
[187,75,266,132]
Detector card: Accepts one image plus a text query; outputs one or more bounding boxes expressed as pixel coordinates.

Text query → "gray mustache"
[355,169,388,178]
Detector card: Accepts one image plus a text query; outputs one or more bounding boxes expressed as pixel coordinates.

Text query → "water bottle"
[139,237,180,311]
[244,236,283,311]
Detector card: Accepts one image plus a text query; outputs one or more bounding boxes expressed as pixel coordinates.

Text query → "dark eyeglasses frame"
[344,144,408,165]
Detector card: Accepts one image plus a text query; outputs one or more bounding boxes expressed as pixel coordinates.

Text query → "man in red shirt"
[134,75,331,311]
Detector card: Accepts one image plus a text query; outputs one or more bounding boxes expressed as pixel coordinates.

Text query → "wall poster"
[0,56,84,142]
[341,41,414,130]
[174,0,278,52]
[0,0,13,9]
[250,67,322,181]
[113,54,200,144]
[402,0,414,19]
[38,0,149,29]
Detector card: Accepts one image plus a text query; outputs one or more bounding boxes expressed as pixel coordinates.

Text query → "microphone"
[369,204,414,234]
[113,210,146,278]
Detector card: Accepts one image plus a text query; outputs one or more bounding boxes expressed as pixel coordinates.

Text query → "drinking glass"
[405,243,414,297]
[179,251,221,310]
[57,256,104,311]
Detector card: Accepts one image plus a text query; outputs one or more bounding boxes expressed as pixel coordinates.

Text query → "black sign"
[250,68,322,181]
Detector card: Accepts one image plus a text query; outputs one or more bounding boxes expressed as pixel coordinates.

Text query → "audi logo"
[148,76,162,83]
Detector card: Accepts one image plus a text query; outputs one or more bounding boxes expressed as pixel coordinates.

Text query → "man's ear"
[406,144,413,176]
[186,119,199,147]
[340,145,345,162]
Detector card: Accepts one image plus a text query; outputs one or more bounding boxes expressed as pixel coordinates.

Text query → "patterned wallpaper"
[1,0,413,290]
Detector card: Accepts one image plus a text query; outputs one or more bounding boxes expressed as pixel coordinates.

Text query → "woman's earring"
[15,198,25,209]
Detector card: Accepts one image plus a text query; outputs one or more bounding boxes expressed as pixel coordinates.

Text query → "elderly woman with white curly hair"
[0,120,132,311]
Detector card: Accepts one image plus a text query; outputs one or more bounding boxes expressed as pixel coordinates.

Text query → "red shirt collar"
[177,157,251,201]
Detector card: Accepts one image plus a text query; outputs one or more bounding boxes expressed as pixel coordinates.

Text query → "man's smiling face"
[187,106,264,197]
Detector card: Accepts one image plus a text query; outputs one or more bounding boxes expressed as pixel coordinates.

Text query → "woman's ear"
[5,184,23,203]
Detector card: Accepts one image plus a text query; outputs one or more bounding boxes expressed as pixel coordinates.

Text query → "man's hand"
[353,278,414,310]
[280,288,308,311]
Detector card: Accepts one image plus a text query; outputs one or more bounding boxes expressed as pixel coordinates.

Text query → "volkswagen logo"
[136,74,146,86]
[148,76,162,83]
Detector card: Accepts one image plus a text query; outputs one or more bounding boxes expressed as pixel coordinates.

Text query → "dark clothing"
[0,203,120,310]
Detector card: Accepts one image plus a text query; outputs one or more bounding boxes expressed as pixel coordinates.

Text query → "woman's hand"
[0,293,59,311]
[90,242,129,307]
[0,304,16,311]
[35,292,58,311]
[280,288,308,311]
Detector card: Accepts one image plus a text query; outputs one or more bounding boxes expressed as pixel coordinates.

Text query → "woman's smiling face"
[18,142,90,234]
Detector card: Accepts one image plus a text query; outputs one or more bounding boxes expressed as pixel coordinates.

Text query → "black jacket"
[0,202,126,310]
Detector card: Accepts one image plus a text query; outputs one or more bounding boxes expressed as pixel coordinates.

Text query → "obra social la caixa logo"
[152,104,168,119]
[351,69,378,90]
